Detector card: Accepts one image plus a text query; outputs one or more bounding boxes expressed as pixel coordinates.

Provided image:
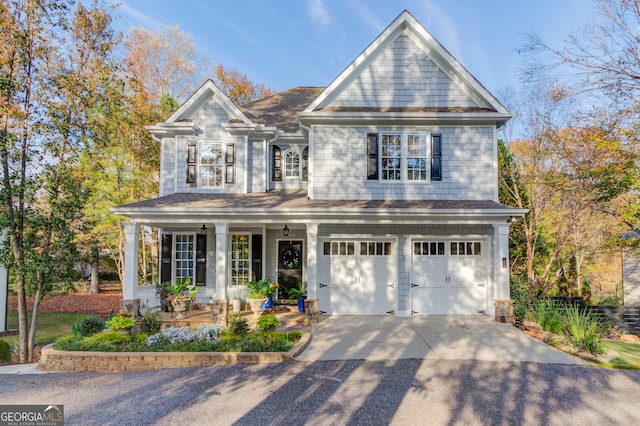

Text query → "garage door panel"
[448,287,485,314]
[319,239,396,315]
[412,287,447,314]
[411,239,488,315]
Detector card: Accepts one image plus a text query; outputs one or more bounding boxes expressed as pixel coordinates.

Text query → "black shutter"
[302,147,308,181]
[195,234,206,286]
[187,144,196,184]
[272,145,282,181]
[225,144,235,185]
[431,134,442,181]
[367,133,378,180]
[160,234,172,284]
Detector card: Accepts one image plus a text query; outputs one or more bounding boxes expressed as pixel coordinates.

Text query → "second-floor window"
[200,143,223,187]
[368,133,441,182]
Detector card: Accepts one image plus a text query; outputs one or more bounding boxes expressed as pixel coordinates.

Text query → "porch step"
[158,305,307,329]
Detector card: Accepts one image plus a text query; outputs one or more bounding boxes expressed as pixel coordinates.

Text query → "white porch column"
[122,221,140,300]
[215,223,229,300]
[1,230,8,331]
[306,222,319,299]
[493,223,512,301]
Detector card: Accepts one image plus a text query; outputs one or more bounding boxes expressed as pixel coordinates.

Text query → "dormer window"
[285,150,300,178]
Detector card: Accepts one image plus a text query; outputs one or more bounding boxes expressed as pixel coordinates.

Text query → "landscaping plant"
[138,313,162,335]
[0,340,12,363]
[105,314,136,331]
[257,312,280,332]
[228,315,250,336]
[528,298,564,333]
[72,316,105,337]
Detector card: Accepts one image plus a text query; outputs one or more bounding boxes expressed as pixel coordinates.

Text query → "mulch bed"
[6,293,121,316]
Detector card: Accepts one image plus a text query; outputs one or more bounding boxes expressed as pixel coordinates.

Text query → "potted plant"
[246,279,279,317]
[168,276,198,319]
[155,281,172,312]
[288,281,307,313]
[105,312,136,334]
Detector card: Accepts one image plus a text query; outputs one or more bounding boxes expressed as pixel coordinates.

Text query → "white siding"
[311,125,495,201]
[249,139,266,193]
[329,35,480,109]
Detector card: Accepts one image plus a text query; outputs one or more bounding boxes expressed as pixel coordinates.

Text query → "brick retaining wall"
[37,332,311,372]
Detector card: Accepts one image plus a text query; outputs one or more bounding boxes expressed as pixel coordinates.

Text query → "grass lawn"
[1,312,95,348]
[597,341,640,370]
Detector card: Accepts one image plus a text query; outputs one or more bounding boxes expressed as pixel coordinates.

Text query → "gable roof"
[241,87,324,133]
[303,10,510,119]
[164,79,251,124]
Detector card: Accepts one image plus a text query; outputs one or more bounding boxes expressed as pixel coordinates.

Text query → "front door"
[278,240,303,299]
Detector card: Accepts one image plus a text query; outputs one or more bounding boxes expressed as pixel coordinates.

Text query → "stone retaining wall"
[38,333,311,372]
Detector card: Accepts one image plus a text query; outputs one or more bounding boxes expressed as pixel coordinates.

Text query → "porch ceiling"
[111,191,526,226]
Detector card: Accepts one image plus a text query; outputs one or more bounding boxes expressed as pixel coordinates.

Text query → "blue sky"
[109,0,595,97]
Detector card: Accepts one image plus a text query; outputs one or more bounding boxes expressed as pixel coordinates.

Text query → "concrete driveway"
[295,315,588,365]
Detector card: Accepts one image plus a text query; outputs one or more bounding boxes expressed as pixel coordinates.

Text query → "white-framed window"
[174,233,196,283]
[230,234,251,286]
[380,133,428,181]
[451,241,482,256]
[285,150,300,178]
[200,142,223,187]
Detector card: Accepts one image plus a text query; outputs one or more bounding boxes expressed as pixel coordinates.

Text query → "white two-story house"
[113,11,525,317]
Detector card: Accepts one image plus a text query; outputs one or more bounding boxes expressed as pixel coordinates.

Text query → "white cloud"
[308,0,331,27]
[116,1,164,29]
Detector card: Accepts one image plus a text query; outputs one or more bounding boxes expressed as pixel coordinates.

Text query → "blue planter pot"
[297,298,305,313]
[262,295,273,311]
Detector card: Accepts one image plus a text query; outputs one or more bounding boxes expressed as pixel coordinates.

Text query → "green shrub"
[105,314,136,331]
[528,298,564,333]
[563,305,605,354]
[510,276,532,322]
[81,330,130,350]
[228,315,250,336]
[138,313,161,335]
[257,313,280,332]
[0,340,12,362]
[239,331,301,352]
[73,316,105,337]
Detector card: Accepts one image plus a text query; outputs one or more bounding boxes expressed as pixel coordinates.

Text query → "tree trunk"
[28,287,42,363]
[16,275,28,363]
[89,246,100,294]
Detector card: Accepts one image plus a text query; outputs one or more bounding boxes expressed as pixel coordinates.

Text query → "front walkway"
[295,315,589,364]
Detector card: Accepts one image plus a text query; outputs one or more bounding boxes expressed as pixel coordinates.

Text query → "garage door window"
[451,241,481,256]
[414,241,445,256]
[323,241,355,256]
[361,241,392,256]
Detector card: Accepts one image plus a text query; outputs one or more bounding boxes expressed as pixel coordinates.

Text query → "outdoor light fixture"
[200,224,207,235]
[283,225,289,237]
[507,216,517,224]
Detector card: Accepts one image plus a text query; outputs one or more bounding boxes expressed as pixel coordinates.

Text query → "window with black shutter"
[367,133,379,180]
[160,234,172,284]
[302,147,308,181]
[272,145,282,181]
[225,144,235,185]
[186,144,196,184]
[431,134,442,181]
[195,234,206,286]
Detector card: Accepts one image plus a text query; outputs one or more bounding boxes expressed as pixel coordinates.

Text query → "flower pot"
[232,298,242,312]
[172,299,190,319]
[297,297,305,313]
[248,298,266,318]
[262,295,273,311]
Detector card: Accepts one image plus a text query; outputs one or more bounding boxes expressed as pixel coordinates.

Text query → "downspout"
[265,130,279,192]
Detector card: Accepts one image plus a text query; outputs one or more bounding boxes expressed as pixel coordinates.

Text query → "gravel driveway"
[2,360,639,425]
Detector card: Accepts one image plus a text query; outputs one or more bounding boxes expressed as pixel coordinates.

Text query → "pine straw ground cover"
[1,294,122,365]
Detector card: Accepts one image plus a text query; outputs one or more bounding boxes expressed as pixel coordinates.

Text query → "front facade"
[113,11,525,317]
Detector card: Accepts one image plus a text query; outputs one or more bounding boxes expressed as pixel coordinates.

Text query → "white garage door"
[411,240,488,315]
[318,240,396,315]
